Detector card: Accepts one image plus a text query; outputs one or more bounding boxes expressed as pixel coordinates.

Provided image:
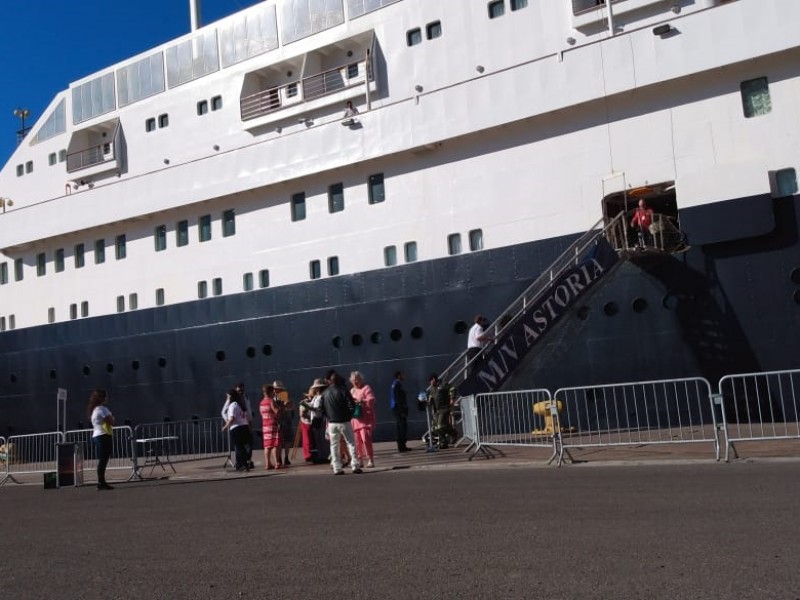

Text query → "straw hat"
[272,380,286,391]
[307,378,327,396]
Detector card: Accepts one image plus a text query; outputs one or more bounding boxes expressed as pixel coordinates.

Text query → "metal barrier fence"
[133,417,232,467]
[554,377,719,463]
[457,396,478,451]
[717,368,800,462]
[64,426,135,481]
[471,389,557,461]
[0,431,65,485]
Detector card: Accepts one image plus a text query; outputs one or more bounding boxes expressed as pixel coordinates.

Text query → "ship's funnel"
[190,0,202,31]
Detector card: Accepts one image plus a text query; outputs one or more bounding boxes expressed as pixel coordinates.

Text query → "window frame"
[406,27,422,46]
[222,209,236,237]
[328,183,345,213]
[115,234,127,260]
[447,233,463,256]
[426,21,442,40]
[488,0,505,18]
[368,173,385,204]
[199,215,212,242]
[94,239,106,264]
[291,192,307,222]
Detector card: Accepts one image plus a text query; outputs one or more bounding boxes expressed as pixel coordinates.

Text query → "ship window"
[70,304,77,320]
[158,113,169,128]
[14,258,23,281]
[469,229,484,251]
[243,272,254,291]
[448,233,462,255]
[116,296,125,313]
[741,77,771,118]
[287,83,298,98]
[0,317,5,331]
[75,243,85,268]
[384,246,397,266]
[156,288,165,306]
[145,117,156,132]
[368,173,385,204]
[511,0,528,10]
[198,281,208,298]
[25,161,33,174]
[347,63,359,79]
[310,260,321,280]
[59,149,67,162]
[176,220,189,246]
[94,239,106,264]
[222,209,236,237]
[15,164,23,177]
[328,183,345,213]
[48,153,57,166]
[211,95,223,111]
[48,308,55,323]
[259,269,270,288]
[129,293,138,310]
[0,262,7,284]
[328,256,340,276]
[774,168,798,197]
[197,100,209,116]
[154,225,167,251]
[116,234,127,260]
[199,215,212,242]
[81,301,89,317]
[488,0,505,18]
[404,241,418,263]
[407,28,422,46]
[426,21,442,40]
[213,277,223,296]
[36,253,46,277]
[8,315,14,330]
[291,192,306,221]
[55,249,65,272]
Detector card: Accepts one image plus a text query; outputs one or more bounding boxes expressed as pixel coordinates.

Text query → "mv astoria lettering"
[461,239,620,396]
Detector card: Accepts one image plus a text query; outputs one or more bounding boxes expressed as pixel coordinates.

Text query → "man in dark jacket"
[321,371,362,475]
[427,374,457,449]
[390,370,410,452]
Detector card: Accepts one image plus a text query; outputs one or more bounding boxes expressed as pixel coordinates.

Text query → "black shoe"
[97,483,114,491]
[283,459,291,466]
[399,447,413,453]
[353,467,363,474]
[333,470,344,476]
[247,461,255,469]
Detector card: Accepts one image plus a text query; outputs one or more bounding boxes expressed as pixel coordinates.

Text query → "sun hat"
[307,378,327,396]
[272,380,286,390]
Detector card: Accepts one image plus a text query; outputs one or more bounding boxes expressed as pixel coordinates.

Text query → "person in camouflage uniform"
[426,373,457,449]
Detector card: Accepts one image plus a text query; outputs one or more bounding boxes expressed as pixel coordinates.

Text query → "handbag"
[353,403,362,419]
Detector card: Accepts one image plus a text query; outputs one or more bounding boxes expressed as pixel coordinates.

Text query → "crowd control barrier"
[554,377,720,464]
[717,368,800,462]
[133,417,232,470]
[470,389,557,461]
[64,426,135,481]
[0,431,65,485]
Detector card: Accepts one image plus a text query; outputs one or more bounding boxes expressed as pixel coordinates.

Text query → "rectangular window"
[154,225,167,251]
[213,277,223,296]
[14,258,23,281]
[70,304,77,320]
[48,307,55,323]
[25,161,33,174]
[129,293,138,310]
[198,281,208,299]
[222,209,236,237]
[368,173,385,204]
[145,117,156,132]
[448,233,462,255]
[384,246,397,266]
[291,193,306,222]
[328,183,344,213]
[59,149,67,162]
[16,164,23,177]
[116,295,125,313]
[211,95,223,111]
[406,28,422,46]
[510,0,528,9]
[197,100,208,115]
[309,260,321,280]
[741,77,772,118]
[75,243,85,268]
[176,220,189,247]
[0,262,7,284]
[55,248,65,272]
[156,288,165,306]
[199,215,212,242]
[488,0,505,18]
[328,256,340,276]
[287,83,298,98]
[426,21,442,39]
[49,152,57,166]
[347,63,359,79]
[36,252,46,277]
[94,239,105,264]
[8,315,15,330]
[115,235,127,260]
[405,241,418,262]
[0,316,5,331]
[469,229,484,251]
[81,301,89,318]
[158,113,169,128]
[243,272,254,291]
[774,168,798,197]
[259,269,270,288]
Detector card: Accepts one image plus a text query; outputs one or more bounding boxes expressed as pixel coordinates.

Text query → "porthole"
[332,336,343,349]
[158,357,167,368]
[10,373,17,383]
[390,329,402,341]
[603,302,618,317]
[662,294,678,310]
[83,365,91,376]
[131,360,140,371]
[49,369,57,379]
[576,306,590,321]
[246,346,256,358]
[351,334,363,346]
[632,298,648,313]
[371,331,382,344]
[216,350,226,362]
[794,290,800,305]
[792,268,800,285]
[106,363,114,373]
[411,326,423,339]
[453,320,468,335]
[262,344,272,356]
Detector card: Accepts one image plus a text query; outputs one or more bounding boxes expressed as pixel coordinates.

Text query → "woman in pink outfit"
[350,371,377,468]
[259,384,283,469]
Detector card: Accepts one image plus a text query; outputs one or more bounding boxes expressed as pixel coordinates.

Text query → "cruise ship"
[1,0,797,436]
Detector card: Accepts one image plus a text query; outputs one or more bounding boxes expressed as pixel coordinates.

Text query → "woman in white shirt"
[87,389,115,490]
[222,389,251,471]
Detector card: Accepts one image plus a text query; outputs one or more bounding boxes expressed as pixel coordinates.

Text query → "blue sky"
[0,0,262,165]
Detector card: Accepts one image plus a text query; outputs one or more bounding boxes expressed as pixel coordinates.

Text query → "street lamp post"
[13,108,30,144]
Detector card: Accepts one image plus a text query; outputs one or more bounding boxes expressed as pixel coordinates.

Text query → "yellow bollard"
[532,400,564,435]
